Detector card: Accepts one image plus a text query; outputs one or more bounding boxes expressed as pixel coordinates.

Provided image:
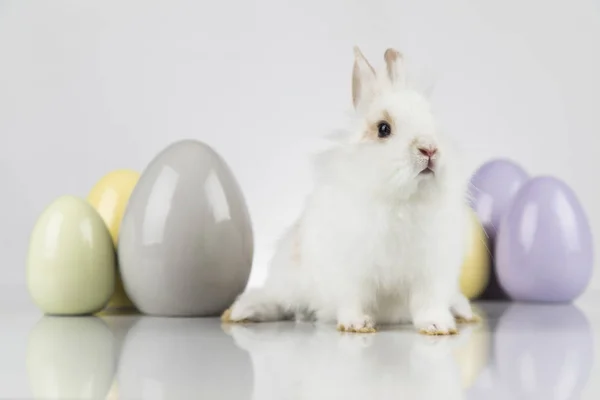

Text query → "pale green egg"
[27,195,116,315]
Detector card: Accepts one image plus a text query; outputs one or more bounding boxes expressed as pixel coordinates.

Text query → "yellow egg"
[27,196,116,315]
[87,169,140,310]
[459,208,491,299]
[454,304,490,389]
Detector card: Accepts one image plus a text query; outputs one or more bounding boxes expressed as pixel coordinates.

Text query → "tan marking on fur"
[363,110,395,141]
[419,327,459,336]
[454,314,481,324]
[337,324,377,333]
[220,308,249,324]
[221,308,234,322]
[352,46,376,108]
[384,48,403,82]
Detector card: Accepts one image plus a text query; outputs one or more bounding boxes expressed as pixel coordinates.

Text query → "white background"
[1,0,599,311]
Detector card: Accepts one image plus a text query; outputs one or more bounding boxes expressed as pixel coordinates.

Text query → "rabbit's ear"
[384,48,406,87]
[352,46,377,111]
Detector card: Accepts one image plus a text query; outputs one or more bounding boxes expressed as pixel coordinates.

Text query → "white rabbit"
[223,46,475,335]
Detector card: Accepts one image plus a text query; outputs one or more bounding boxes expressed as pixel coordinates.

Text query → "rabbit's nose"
[418,147,438,158]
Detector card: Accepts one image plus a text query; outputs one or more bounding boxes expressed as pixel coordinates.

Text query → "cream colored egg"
[459,208,491,300]
[27,195,116,315]
[87,169,140,310]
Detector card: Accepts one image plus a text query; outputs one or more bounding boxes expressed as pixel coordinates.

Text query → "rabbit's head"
[319,47,464,202]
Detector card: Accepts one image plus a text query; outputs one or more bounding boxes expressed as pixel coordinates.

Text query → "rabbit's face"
[346,47,454,199]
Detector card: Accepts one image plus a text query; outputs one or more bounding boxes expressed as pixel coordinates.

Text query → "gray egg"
[118,139,253,316]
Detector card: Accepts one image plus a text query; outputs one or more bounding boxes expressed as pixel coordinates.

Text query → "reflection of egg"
[496,177,593,302]
[118,318,252,398]
[26,317,116,399]
[119,140,253,316]
[98,314,140,400]
[88,169,140,310]
[453,304,490,389]
[27,196,116,315]
[494,303,593,398]
[459,209,491,299]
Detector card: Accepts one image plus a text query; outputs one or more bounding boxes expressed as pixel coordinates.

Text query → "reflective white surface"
[1,300,600,399]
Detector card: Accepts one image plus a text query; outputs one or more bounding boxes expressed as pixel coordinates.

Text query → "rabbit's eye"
[377,121,392,138]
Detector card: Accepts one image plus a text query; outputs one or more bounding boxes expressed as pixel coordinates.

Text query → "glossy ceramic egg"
[459,208,491,299]
[88,169,140,310]
[27,196,116,315]
[118,139,253,316]
[469,159,529,240]
[26,316,116,399]
[469,159,529,300]
[496,176,593,302]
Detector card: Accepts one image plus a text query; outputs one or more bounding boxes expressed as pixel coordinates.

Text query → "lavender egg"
[469,159,529,241]
[496,176,593,302]
[469,159,530,300]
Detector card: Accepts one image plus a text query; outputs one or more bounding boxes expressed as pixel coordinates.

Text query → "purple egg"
[496,176,593,302]
[469,159,530,300]
[469,159,530,241]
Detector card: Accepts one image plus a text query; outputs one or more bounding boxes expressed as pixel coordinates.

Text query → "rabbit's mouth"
[419,167,434,176]
[417,157,436,176]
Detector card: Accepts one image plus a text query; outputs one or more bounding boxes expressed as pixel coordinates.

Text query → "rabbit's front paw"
[414,309,457,336]
[336,311,376,333]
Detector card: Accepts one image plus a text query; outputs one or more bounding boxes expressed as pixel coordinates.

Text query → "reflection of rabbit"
[228,323,465,400]
[225,46,474,335]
